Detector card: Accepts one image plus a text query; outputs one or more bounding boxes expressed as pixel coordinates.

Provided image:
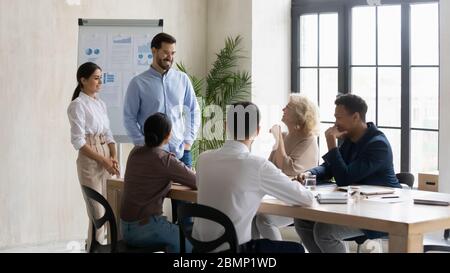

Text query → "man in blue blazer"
[294,94,401,253]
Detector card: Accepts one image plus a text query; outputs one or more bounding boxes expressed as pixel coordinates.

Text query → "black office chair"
[396,172,414,189]
[342,235,368,253]
[423,229,450,252]
[81,185,167,253]
[423,244,450,252]
[177,203,239,253]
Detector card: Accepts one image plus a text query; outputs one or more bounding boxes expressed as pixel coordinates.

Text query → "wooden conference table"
[106,178,450,253]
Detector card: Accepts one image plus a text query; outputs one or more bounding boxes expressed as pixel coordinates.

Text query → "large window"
[298,13,339,161]
[292,0,439,180]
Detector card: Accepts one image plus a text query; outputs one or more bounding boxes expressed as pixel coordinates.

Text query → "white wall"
[251,0,291,158]
[0,0,207,248]
[206,0,252,74]
[439,0,450,193]
[205,0,291,158]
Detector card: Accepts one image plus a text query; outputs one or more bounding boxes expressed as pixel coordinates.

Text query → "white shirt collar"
[79,91,97,101]
[222,140,250,153]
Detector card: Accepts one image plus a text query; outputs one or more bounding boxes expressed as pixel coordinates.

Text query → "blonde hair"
[288,94,319,136]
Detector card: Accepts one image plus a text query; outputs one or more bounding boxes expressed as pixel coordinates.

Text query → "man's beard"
[157,58,172,70]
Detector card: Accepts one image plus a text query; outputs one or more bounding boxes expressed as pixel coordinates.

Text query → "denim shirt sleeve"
[123,78,145,145]
[182,74,201,146]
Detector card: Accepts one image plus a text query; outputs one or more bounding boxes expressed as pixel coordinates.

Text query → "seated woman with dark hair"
[120,112,196,253]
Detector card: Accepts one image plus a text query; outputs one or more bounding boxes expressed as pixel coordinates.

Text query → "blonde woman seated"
[252,95,319,241]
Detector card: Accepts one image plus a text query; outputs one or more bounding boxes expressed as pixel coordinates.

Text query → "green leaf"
[175,35,251,163]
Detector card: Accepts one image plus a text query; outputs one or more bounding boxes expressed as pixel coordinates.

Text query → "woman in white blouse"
[67,62,120,251]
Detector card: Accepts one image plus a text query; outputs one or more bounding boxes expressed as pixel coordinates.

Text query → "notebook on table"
[337,185,395,196]
[414,199,450,206]
[316,192,348,204]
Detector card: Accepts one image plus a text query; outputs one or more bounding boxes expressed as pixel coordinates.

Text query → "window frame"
[291,0,440,173]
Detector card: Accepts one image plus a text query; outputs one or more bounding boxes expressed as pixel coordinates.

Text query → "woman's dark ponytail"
[71,83,82,101]
[145,132,160,147]
[144,113,172,148]
[71,62,101,101]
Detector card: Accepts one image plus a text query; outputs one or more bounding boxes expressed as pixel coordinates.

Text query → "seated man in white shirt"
[192,101,314,253]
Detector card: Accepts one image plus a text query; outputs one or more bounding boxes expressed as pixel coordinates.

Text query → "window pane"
[299,68,318,104]
[378,68,401,127]
[382,128,401,174]
[411,3,439,65]
[319,13,338,67]
[300,14,318,66]
[378,5,401,65]
[318,122,331,165]
[411,130,438,182]
[411,68,439,129]
[352,6,376,65]
[319,68,338,122]
[351,67,376,123]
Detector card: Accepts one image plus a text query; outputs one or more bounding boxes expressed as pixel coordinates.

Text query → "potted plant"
[177,35,251,167]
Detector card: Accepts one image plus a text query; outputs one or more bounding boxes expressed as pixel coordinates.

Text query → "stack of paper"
[414,199,450,206]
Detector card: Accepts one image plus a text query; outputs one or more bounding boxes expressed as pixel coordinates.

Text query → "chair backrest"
[344,235,367,244]
[177,203,239,253]
[423,244,450,252]
[81,185,118,252]
[396,172,414,189]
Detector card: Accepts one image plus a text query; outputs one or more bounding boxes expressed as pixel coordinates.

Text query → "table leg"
[388,233,423,253]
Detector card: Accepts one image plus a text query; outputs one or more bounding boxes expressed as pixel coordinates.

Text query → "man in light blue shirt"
[123,32,200,166]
